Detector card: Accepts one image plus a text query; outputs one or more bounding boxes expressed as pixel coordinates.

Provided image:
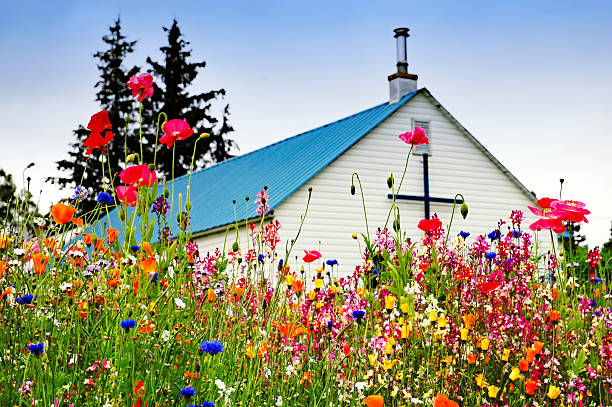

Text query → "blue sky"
[1,0,610,245]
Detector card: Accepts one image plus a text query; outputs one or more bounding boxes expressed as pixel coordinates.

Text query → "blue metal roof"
[104,90,419,238]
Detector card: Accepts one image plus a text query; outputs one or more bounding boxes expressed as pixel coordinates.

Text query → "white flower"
[174,298,186,309]
[161,330,171,342]
[215,379,226,391]
[276,396,283,406]
[355,381,368,392]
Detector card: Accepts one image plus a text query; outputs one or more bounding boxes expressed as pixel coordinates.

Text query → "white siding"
[196,93,549,275]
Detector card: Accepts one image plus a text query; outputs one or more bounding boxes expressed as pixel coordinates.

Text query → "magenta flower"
[399,126,429,146]
[126,73,154,101]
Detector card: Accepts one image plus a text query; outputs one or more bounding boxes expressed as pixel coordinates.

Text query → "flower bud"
[351,233,357,239]
[126,154,138,164]
[460,202,469,220]
[350,185,355,195]
[232,241,239,252]
[119,208,126,221]
[163,188,170,198]
[148,164,155,171]
[199,133,210,139]
[185,201,192,211]
[387,175,394,189]
[136,208,142,217]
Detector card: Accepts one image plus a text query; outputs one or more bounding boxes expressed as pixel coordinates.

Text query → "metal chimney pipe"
[394,28,409,73]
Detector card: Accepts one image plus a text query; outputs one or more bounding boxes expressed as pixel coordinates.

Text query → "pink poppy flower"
[527,205,565,233]
[418,218,442,233]
[550,200,590,223]
[399,127,429,146]
[116,186,138,207]
[120,164,157,188]
[160,119,195,148]
[126,73,154,102]
[303,250,322,263]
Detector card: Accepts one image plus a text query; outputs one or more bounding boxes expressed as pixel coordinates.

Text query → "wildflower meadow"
[1,73,611,407]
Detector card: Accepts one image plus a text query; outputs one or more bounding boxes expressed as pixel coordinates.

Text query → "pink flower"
[160,119,195,148]
[399,126,429,146]
[126,73,154,102]
[527,205,565,233]
[303,250,321,263]
[120,164,157,188]
[116,186,138,207]
[550,200,590,223]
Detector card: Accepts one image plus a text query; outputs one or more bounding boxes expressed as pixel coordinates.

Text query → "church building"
[170,28,542,273]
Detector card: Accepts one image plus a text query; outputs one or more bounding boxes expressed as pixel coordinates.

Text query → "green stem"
[385,145,413,229]
[351,173,370,241]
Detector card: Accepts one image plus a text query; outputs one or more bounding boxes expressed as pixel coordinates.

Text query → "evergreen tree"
[144,19,235,181]
[50,18,140,213]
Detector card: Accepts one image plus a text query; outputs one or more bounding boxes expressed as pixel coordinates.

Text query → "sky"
[0,0,611,246]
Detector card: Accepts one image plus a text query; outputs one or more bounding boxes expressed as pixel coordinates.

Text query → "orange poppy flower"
[549,310,560,323]
[467,353,478,364]
[32,253,50,276]
[519,359,529,372]
[51,203,77,224]
[363,395,384,407]
[434,393,459,407]
[82,234,93,245]
[140,257,157,274]
[292,280,305,294]
[141,241,154,257]
[277,323,308,339]
[230,285,245,301]
[106,228,119,244]
[533,341,544,354]
[525,379,539,395]
[206,288,215,302]
[0,260,6,279]
[526,347,536,363]
[462,313,476,330]
[300,372,311,386]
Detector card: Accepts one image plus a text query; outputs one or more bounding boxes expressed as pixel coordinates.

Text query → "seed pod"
[460,202,469,220]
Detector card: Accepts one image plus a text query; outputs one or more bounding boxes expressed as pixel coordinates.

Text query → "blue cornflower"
[488,230,501,241]
[258,254,265,263]
[327,321,333,329]
[130,245,140,252]
[370,268,379,275]
[459,231,470,239]
[202,402,215,407]
[591,299,597,308]
[486,252,497,260]
[352,310,366,323]
[16,293,34,305]
[96,192,114,206]
[512,230,522,238]
[120,319,136,331]
[199,340,223,355]
[151,273,159,285]
[28,343,44,356]
[71,185,88,201]
[595,311,601,317]
[326,259,338,266]
[180,386,195,399]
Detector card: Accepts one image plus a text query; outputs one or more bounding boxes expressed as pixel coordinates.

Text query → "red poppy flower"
[84,131,114,155]
[83,111,114,155]
[398,126,429,146]
[550,199,590,223]
[525,379,538,395]
[476,281,502,294]
[303,250,322,263]
[127,73,154,101]
[418,218,442,233]
[120,165,157,188]
[160,119,195,148]
[87,110,112,133]
[116,186,138,207]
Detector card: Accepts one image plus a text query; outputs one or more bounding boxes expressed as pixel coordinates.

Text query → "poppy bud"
[119,208,126,221]
[185,201,192,211]
[232,242,239,252]
[387,175,394,189]
[460,202,469,220]
[237,258,242,264]
[199,133,209,139]
[308,186,312,192]
[352,233,357,239]
[264,185,268,191]
[126,153,138,164]
[148,164,155,171]
[393,219,400,232]
[350,184,355,195]
[177,213,183,223]
[136,208,142,217]
[245,196,249,202]
[164,188,170,198]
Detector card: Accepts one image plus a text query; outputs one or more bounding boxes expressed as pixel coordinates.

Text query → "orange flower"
[292,279,304,294]
[0,260,6,279]
[533,341,544,354]
[526,347,536,363]
[549,310,560,323]
[141,241,154,257]
[467,353,478,364]
[525,379,539,396]
[106,228,119,244]
[434,393,459,407]
[363,395,384,407]
[206,288,215,302]
[32,253,50,276]
[277,323,308,339]
[140,257,157,274]
[519,359,529,372]
[230,285,245,301]
[83,234,94,245]
[51,203,77,224]
[300,372,311,386]
[462,313,476,330]
[551,288,558,300]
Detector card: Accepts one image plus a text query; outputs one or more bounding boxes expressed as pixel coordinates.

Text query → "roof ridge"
[173,97,404,184]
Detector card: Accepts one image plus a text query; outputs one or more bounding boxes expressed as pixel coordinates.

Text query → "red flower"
[527,205,565,233]
[399,126,429,146]
[418,218,442,233]
[160,119,195,148]
[303,250,322,263]
[87,110,112,133]
[116,186,138,207]
[127,73,154,101]
[120,165,157,188]
[476,281,502,294]
[84,110,114,155]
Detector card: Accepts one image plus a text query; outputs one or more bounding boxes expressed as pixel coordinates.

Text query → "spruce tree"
[145,19,235,180]
[51,18,140,213]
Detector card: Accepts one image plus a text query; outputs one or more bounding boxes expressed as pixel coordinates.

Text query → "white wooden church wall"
[195,93,549,276]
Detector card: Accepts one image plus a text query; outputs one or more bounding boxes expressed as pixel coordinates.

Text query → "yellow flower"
[475,373,488,388]
[480,338,490,351]
[314,278,323,289]
[0,236,12,249]
[308,290,316,301]
[385,295,397,310]
[368,354,376,366]
[315,302,324,309]
[488,385,500,398]
[509,367,521,381]
[502,348,511,362]
[547,385,562,400]
[285,274,295,286]
[429,310,438,322]
[441,356,453,365]
[400,302,410,313]
[385,342,393,355]
[401,324,411,339]
[460,328,469,341]
[381,359,395,371]
[437,317,448,328]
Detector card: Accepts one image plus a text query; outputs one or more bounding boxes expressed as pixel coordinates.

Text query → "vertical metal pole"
[423,153,430,219]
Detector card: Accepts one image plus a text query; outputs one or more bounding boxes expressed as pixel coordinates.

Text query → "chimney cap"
[393,27,410,38]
